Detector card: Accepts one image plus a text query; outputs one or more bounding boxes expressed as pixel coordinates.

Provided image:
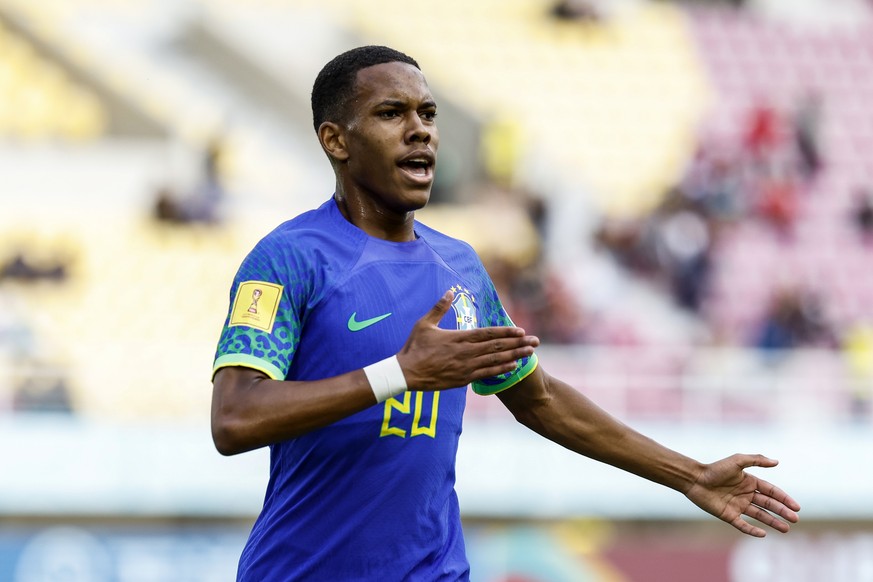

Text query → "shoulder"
[262,202,335,244]
[253,200,363,263]
[414,219,479,260]
[414,219,497,290]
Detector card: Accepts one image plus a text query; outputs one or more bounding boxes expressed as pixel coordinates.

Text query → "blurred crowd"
[593,87,866,347]
[591,86,873,416]
[595,90,828,316]
[3,1,873,421]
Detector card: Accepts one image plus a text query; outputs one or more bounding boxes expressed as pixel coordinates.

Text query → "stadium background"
[1,0,872,580]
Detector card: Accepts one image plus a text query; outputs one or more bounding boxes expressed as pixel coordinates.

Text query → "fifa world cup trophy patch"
[230,281,283,332]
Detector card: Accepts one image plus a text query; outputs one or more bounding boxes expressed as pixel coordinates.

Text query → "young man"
[211,46,800,581]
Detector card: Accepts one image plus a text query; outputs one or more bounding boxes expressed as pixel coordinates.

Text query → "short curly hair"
[311,45,420,132]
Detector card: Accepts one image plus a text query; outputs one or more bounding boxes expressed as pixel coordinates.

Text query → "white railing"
[0,343,869,425]
[465,345,871,426]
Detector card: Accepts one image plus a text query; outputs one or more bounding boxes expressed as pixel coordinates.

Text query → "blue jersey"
[213,198,538,581]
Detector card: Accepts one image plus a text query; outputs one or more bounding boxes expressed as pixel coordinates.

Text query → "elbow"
[211,367,264,456]
[211,408,253,456]
[512,401,551,435]
[212,417,242,456]
[503,372,555,434]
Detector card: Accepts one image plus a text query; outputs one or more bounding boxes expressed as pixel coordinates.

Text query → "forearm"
[211,366,377,455]
[500,368,704,494]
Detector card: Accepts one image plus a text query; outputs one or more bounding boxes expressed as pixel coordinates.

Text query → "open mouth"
[399,158,433,178]
[398,151,435,183]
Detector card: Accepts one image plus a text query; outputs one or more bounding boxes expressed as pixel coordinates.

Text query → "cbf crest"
[450,285,478,330]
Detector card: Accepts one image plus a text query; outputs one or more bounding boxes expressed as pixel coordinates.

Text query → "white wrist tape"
[363,355,408,403]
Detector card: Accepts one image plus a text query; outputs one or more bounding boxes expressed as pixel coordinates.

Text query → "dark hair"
[311,45,420,132]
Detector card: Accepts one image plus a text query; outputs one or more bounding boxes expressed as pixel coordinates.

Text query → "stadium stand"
[1,0,871,425]
[0,17,106,139]
[684,6,873,343]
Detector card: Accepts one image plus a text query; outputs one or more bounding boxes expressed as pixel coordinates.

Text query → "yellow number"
[411,392,440,438]
[380,391,411,438]
[380,391,440,438]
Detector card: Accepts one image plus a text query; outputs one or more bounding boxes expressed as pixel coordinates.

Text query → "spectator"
[0,251,69,283]
[753,288,834,352]
[594,216,658,276]
[654,208,713,312]
[682,148,746,223]
[754,158,799,238]
[12,364,74,414]
[550,0,601,22]
[851,186,873,243]
[153,136,227,225]
[743,100,784,162]
[792,91,824,182]
[842,322,873,421]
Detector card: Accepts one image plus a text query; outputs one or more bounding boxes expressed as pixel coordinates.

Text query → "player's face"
[341,61,439,214]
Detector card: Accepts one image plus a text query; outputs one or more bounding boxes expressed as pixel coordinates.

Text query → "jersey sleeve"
[212,237,308,380]
[469,261,539,396]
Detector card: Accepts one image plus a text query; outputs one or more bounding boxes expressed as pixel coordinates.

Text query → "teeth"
[400,156,431,176]
[402,161,428,176]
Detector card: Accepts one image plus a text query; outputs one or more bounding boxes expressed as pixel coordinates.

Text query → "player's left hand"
[684,454,801,537]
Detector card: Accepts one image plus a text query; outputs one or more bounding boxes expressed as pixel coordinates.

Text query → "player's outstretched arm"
[496,367,800,537]
[212,291,539,455]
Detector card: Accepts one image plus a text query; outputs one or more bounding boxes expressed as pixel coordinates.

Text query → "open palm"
[685,454,801,537]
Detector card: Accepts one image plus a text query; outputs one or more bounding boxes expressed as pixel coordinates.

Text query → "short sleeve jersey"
[213,198,538,581]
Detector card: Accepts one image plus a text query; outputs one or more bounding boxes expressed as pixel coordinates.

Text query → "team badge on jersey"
[450,286,478,330]
[230,281,283,332]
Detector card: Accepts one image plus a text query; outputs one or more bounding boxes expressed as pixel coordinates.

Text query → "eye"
[421,110,437,121]
[379,110,400,119]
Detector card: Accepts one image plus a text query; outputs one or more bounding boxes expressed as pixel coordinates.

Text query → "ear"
[318,121,349,163]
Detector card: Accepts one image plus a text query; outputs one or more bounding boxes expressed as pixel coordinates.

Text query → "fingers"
[734,453,779,469]
[730,478,800,538]
[467,343,537,367]
[466,345,538,380]
[739,457,801,535]
[696,454,800,538]
[746,499,793,532]
[754,481,801,518]
[472,335,540,354]
[731,514,767,538]
[418,291,538,346]
[420,290,455,326]
[471,360,526,382]
[401,291,540,390]
[461,325,528,342]
[730,506,784,537]
[438,324,538,357]
[739,455,802,523]
[755,479,802,513]
[752,493,800,529]
[463,341,538,377]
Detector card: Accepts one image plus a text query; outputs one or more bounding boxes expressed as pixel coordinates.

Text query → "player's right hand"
[396,290,539,391]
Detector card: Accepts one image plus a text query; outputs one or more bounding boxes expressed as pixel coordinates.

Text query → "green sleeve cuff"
[213,353,285,381]
[471,353,539,396]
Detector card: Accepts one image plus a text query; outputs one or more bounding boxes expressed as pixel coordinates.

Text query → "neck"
[334,188,416,242]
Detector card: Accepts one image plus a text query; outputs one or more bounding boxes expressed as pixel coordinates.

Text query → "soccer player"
[211,45,800,581]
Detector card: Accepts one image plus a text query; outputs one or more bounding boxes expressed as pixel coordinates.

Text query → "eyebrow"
[376,99,437,109]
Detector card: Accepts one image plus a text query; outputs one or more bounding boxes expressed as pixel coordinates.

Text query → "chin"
[400,189,431,212]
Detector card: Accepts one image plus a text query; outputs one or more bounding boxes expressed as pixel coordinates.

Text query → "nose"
[405,114,431,145]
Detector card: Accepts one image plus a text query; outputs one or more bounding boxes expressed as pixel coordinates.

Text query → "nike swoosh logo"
[347,311,392,332]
